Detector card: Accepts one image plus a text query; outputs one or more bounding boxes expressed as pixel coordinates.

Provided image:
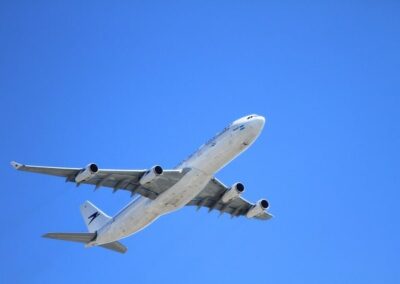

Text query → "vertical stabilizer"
[80,201,111,232]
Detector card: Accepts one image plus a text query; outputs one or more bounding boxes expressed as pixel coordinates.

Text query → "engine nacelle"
[139,165,163,185]
[75,163,98,183]
[246,199,269,218]
[221,182,245,203]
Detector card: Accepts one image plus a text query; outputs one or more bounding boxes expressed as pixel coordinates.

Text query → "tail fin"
[80,201,111,233]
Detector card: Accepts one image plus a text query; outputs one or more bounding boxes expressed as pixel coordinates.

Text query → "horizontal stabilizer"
[43,232,127,253]
[43,232,96,243]
[100,241,128,254]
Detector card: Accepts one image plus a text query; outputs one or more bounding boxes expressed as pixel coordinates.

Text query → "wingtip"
[10,161,23,170]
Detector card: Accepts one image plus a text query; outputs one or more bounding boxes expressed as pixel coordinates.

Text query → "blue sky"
[1,1,399,283]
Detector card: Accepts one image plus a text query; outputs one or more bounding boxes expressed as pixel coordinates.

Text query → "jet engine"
[246,199,269,218]
[140,165,163,185]
[221,182,245,203]
[75,163,99,183]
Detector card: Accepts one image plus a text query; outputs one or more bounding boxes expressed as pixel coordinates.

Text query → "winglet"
[10,161,23,170]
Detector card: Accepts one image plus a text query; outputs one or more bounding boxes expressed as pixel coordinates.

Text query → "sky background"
[1,1,399,283]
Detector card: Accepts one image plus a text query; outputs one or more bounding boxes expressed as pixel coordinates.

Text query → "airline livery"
[11,114,272,253]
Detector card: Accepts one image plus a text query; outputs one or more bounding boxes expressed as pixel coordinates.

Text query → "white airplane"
[11,114,272,253]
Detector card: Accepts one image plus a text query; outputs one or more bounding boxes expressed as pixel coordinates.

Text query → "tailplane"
[43,233,127,253]
[80,200,111,233]
[43,232,95,243]
[99,241,127,253]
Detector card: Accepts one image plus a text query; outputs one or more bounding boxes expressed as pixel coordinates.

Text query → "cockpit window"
[247,115,254,120]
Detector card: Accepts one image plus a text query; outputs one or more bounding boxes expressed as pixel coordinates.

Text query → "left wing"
[186,178,272,220]
[11,161,189,200]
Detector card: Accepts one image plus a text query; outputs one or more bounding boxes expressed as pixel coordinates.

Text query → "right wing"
[187,177,272,220]
[11,161,189,200]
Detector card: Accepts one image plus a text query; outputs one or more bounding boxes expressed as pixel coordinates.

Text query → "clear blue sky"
[1,1,399,283]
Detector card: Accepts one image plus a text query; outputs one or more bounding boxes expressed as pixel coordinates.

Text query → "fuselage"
[90,114,265,246]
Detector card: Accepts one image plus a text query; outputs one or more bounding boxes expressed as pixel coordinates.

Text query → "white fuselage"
[89,115,265,246]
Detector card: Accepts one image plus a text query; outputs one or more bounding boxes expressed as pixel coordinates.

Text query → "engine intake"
[140,165,163,185]
[75,163,98,183]
[221,182,245,203]
[246,199,269,218]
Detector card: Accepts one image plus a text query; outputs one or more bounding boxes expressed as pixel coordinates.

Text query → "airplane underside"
[12,114,272,253]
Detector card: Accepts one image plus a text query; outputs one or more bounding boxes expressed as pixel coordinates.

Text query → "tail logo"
[88,211,100,224]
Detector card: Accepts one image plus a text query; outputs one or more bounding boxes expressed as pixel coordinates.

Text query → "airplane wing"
[186,177,272,220]
[11,161,189,200]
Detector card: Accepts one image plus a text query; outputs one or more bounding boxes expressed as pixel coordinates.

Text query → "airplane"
[11,114,272,253]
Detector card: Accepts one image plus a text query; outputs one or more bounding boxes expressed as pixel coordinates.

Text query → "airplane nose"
[253,116,265,131]
[243,115,265,139]
[240,115,265,145]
